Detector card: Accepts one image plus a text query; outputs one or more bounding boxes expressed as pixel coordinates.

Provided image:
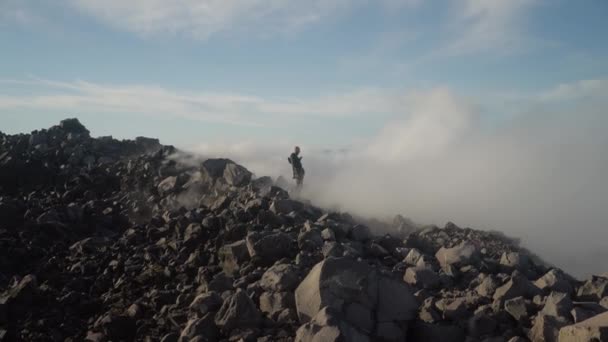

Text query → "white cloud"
[539,79,608,102]
[0,0,40,26]
[440,0,538,56]
[186,86,608,278]
[66,0,420,39]
[0,78,405,126]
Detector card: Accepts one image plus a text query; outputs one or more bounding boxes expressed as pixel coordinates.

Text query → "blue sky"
[1,0,607,147]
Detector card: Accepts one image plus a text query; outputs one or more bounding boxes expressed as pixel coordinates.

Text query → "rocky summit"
[0,119,606,342]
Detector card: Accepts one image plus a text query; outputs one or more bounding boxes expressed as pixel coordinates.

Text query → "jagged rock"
[436,241,480,269]
[535,269,574,294]
[218,240,251,276]
[477,275,501,298]
[190,292,223,316]
[541,292,573,321]
[577,276,608,302]
[505,296,529,321]
[298,229,324,251]
[158,176,178,195]
[529,314,569,342]
[559,311,608,341]
[246,231,294,263]
[321,228,336,241]
[214,290,261,333]
[404,248,424,266]
[437,297,470,321]
[259,264,300,292]
[419,298,442,323]
[294,307,370,342]
[601,297,608,309]
[270,199,301,215]
[259,292,295,316]
[294,257,417,327]
[403,266,440,289]
[200,272,234,293]
[570,302,607,323]
[223,162,252,186]
[500,252,531,271]
[179,314,218,342]
[493,272,541,303]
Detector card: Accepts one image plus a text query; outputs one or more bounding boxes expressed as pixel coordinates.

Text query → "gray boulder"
[294,307,370,342]
[217,240,250,276]
[403,266,440,289]
[189,292,223,316]
[259,263,300,292]
[294,257,417,331]
[535,269,574,294]
[493,272,541,303]
[259,292,295,316]
[246,231,294,263]
[559,311,608,342]
[529,314,569,342]
[435,241,480,269]
[505,296,529,321]
[214,289,261,333]
[541,292,573,321]
[222,162,251,186]
[577,276,608,302]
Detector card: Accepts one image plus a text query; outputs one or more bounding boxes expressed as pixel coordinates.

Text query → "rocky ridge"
[0,119,606,342]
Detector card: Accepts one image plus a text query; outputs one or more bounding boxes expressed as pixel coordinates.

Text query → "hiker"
[288,146,305,188]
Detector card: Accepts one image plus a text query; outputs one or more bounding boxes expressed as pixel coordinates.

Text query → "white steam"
[185,88,608,278]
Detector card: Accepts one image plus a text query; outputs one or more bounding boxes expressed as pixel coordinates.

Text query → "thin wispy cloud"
[66,0,420,39]
[441,0,539,56]
[0,78,406,126]
[539,79,608,102]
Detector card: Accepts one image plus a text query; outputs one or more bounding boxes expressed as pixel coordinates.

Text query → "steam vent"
[0,119,607,341]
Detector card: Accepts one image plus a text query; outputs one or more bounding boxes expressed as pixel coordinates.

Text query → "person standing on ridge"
[288,146,305,189]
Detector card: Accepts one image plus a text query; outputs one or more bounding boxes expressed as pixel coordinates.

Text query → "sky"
[1,0,608,277]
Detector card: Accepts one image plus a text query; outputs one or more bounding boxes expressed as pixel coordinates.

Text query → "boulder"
[270,199,302,215]
[477,275,500,298]
[158,176,178,195]
[500,252,531,272]
[435,241,480,269]
[189,292,223,316]
[558,311,608,342]
[577,276,608,302]
[505,296,529,321]
[403,266,441,289]
[214,290,261,333]
[493,272,541,303]
[260,292,295,316]
[298,229,324,251]
[259,263,300,292]
[541,292,573,321]
[246,231,294,264]
[179,314,218,342]
[294,307,370,342]
[529,314,569,342]
[294,257,417,328]
[223,162,251,186]
[535,269,574,294]
[218,240,250,276]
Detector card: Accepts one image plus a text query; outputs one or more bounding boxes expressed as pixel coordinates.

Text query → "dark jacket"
[288,153,302,170]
